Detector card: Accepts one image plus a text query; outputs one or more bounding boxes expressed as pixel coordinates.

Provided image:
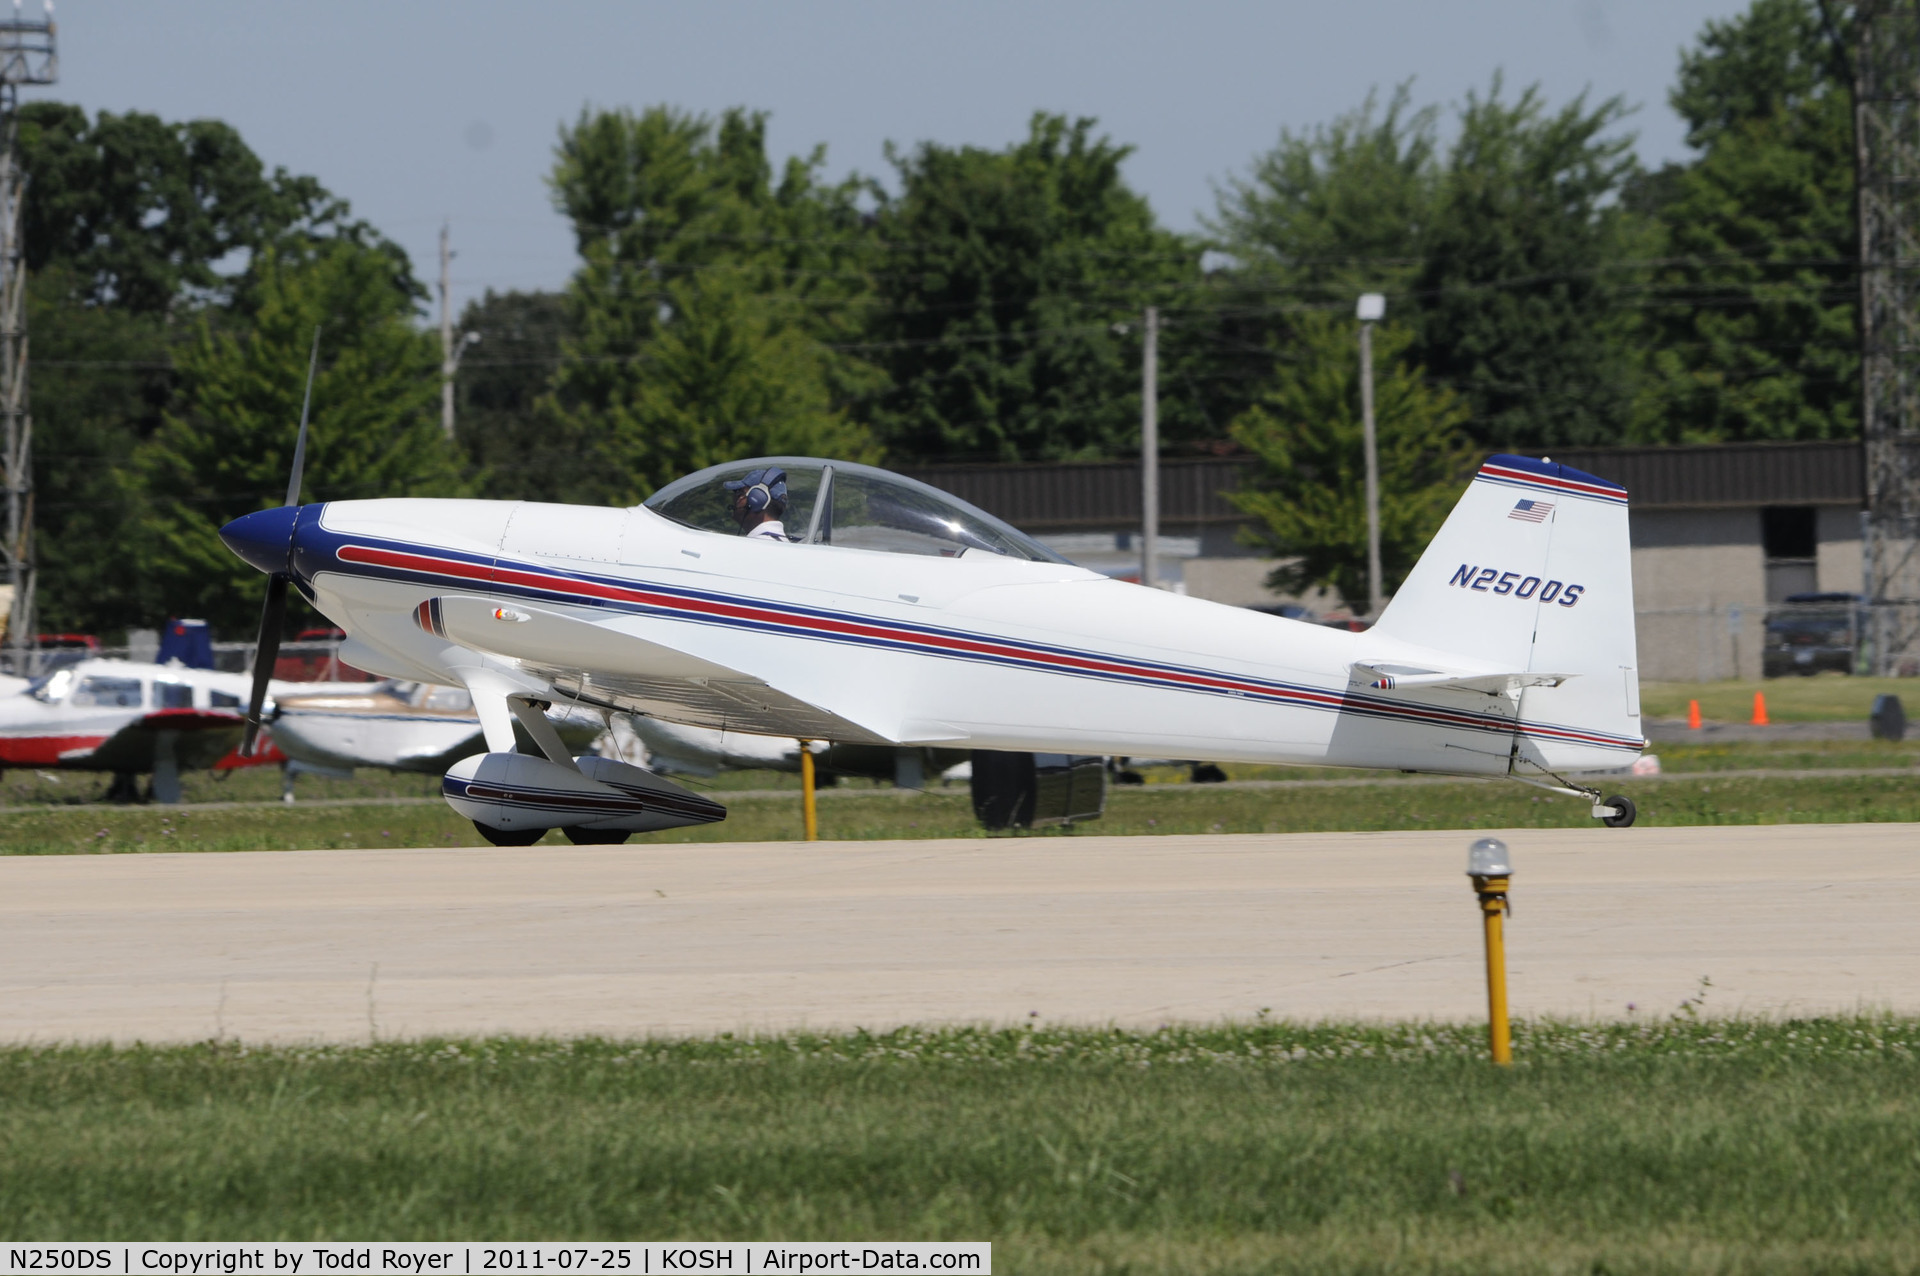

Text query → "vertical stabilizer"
[1372,455,1643,771]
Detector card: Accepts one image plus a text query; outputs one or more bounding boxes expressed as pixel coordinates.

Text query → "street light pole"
[1357,293,1385,619]
[1140,305,1159,590]
[438,224,480,441]
[440,223,454,440]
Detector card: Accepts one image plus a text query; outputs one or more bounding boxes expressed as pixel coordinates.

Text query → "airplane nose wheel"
[1600,794,1637,828]
[472,821,546,847]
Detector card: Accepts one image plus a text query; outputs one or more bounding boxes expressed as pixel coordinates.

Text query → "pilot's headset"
[724,467,788,530]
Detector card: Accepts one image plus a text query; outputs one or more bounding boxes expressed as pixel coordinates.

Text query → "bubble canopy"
[643,458,1071,565]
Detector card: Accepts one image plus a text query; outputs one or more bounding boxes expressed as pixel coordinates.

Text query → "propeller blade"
[241,572,289,757]
[283,326,321,508]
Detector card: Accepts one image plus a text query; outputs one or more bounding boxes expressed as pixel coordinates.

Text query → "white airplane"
[217,433,1644,843]
[0,657,314,802]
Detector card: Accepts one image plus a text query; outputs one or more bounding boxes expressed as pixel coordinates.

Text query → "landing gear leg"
[1512,775,1639,828]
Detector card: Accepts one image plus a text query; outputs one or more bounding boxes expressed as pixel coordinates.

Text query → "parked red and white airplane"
[217,444,1645,844]
[0,657,317,801]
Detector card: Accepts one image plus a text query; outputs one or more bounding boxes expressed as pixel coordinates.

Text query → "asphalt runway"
[2,823,1916,1043]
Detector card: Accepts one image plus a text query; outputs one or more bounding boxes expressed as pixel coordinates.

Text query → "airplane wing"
[70,709,248,772]
[1352,662,1571,695]
[428,595,894,745]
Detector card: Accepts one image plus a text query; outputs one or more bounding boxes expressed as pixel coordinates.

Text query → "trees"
[583,269,878,502]
[1211,79,1644,451]
[1632,0,1857,442]
[1228,313,1473,607]
[542,105,879,502]
[1209,86,1439,308]
[17,103,368,314]
[1410,79,1645,450]
[868,113,1201,461]
[16,102,415,635]
[27,265,178,633]
[133,243,463,631]
[454,288,575,502]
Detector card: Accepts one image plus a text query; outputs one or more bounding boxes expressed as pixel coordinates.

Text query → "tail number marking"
[1449,565,1583,606]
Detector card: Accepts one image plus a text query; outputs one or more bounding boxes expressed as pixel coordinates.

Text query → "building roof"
[1531,441,1862,509]
[899,440,1864,534]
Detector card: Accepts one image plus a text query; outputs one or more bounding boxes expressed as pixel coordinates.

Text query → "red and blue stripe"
[319,533,1643,755]
[1477,454,1629,506]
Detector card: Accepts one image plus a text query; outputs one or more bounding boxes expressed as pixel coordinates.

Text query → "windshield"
[25,667,75,702]
[644,457,1070,564]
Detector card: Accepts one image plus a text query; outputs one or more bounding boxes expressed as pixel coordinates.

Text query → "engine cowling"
[443,751,726,834]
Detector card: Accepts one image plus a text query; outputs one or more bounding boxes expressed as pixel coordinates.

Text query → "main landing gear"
[472,821,545,847]
[562,825,630,845]
[468,820,633,846]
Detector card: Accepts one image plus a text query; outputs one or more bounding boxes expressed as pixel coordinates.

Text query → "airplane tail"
[1370,454,1643,772]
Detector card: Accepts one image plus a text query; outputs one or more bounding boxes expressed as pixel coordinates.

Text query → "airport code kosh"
[0,1245,990,1276]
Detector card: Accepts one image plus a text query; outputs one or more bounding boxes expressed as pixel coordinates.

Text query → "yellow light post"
[799,741,819,842]
[1467,837,1513,1065]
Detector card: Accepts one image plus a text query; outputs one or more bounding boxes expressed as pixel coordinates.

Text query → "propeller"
[240,327,322,757]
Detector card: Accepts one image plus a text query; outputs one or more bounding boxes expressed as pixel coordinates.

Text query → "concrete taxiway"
[1,823,1915,1043]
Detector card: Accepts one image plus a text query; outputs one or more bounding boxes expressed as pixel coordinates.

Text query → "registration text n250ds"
[1449,565,1584,606]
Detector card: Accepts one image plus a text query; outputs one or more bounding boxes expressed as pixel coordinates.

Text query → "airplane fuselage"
[272,497,1641,777]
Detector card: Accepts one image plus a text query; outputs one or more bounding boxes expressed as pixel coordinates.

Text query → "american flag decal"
[1508,499,1553,523]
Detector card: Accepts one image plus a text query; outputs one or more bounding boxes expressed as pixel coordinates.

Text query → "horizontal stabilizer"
[1353,662,1571,695]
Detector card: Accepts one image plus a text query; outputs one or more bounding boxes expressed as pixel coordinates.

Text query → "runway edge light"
[1466,837,1513,1066]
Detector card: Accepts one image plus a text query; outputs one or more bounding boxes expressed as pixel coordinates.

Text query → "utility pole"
[1139,305,1159,590]
[0,5,52,676]
[1357,293,1386,619]
[439,223,454,440]
[438,222,479,441]
[1846,1,1920,673]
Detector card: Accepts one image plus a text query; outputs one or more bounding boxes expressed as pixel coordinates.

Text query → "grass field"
[3,739,1919,853]
[0,1019,1915,1270]
[1640,673,1913,722]
[2,771,1920,853]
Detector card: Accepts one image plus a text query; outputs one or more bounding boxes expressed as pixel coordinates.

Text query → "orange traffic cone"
[1687,699,1702,730]
[1751,692,1769,726]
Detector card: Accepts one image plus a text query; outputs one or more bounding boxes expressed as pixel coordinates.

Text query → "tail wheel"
[1601,795,1637,829]
[563,825,631,845]
[473,821,545,847]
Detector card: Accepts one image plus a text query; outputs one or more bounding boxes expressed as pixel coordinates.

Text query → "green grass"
[1,1020,1916,1270]
[4,739,1917,855]
[5,768,1920,853]
[1640,673,1913,722]
[1650,737,1920,772]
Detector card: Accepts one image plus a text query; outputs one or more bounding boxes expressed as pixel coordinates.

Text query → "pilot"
[724,467,790,542]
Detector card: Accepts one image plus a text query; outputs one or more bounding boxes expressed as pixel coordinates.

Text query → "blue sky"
[53,1,1749,317]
